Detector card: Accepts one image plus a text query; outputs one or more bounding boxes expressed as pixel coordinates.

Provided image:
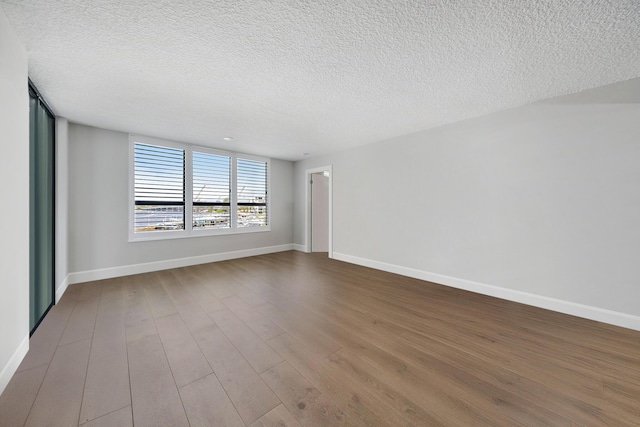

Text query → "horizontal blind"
[193,151,230,204]
[134,143,185,204]
[237,158,267,204]
[134,142,185,231]
[192,151,231,229]
[237,158,267,227]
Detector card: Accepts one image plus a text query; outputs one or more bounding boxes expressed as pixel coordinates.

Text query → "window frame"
[129,135,270,242]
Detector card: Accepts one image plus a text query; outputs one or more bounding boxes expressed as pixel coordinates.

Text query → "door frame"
[305,165,333,258]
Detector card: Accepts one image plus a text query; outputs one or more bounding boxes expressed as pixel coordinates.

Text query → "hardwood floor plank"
[17,292,76,371]
[257,302,342,358]
[176,298,217,335]
[206,308,283,374]
[261,361,353,427]
[221,295,285,340]
[126,302,188,427]
[25,339,91,427]
[143,273,178,319]
[126,331,189,426]
[323,347,444,426]
[155,313,212,388]
[179,373,245,427]
[267,333,397,427]
[79,280,131,424]
[161,269,221,334]
[157,268,194,307]
[602,378,640,426]
[0,364,48,426]
[123,274,154,327]
[190,264,237,299]
[225,281,269,307]
[80,406,133,427]
[192,323,280,425]
[58,283,101,346]
[248,404,302,427]
[177,267,227,313]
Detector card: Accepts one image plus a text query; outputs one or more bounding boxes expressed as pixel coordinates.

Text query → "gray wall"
[294,78,640,319]
[55,118,69,299]
[67,124,294,275]
[0,9,29,393]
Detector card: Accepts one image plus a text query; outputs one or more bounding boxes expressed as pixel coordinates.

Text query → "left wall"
[0,7,29,394]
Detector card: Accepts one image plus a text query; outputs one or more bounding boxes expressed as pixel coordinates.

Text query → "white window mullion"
[128,141,136,241]
[184,148,194,233]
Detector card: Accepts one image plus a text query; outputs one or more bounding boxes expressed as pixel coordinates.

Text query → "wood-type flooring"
[1,251,639,426]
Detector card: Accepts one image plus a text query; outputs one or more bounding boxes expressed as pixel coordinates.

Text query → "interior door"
[311,172,329,252]
[29,82,55,333]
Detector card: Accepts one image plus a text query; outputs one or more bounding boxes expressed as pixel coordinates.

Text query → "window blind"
[134,143,185,231]
[237,158,268,227]
[130,137,270,239]
[192,151,231,229]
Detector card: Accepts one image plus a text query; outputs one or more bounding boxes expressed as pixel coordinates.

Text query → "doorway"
[311,172,329,252]
[29,81,55,334]
[305,166,332,257]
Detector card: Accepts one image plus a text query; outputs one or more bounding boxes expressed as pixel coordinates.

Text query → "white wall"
[0,8,29,394]
[55,117,69,301]
[294,78,640,329]
[67,124,294,281]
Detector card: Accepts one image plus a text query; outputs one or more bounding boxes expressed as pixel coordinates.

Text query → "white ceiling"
[2,1,639,161]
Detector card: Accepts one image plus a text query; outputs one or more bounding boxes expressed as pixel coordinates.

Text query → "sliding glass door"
[29,81,55,333]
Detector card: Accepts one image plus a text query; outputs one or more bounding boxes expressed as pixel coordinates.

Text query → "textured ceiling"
[2,0,639,160]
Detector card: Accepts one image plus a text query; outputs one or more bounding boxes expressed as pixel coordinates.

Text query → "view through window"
[131,137,269,239]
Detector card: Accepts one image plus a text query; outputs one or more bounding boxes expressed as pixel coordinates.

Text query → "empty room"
[1,1,639,426]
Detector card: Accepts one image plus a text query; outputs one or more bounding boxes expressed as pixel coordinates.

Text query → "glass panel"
[193,151,230,204]
[134,143,184,203]
[133,142,185,232]
[29,95,38,331]
[29,93,55,332]
[134,205,185,231]
[193,205,231,229]
[192,151,231,230]
[237,158,267,228]
[237,205,267,227]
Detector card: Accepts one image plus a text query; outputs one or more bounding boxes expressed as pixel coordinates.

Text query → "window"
[237,158,268,228]
[129,135,270,241]
[193,151,231,229]
[133,143,185,232]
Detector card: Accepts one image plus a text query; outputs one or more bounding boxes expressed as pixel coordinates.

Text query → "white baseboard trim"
[55,274,70,304]
[333,252,640,332]
[0,334,29,396]
[293,244,307,252]
[68,244,295,285]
